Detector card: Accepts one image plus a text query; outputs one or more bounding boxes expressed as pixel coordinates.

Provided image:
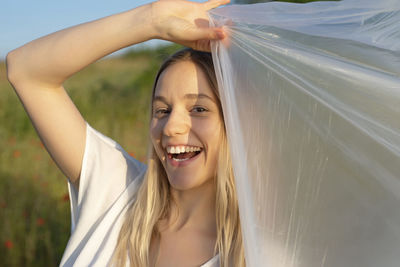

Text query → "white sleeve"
[60,123,146,266]
[67,123,147,233]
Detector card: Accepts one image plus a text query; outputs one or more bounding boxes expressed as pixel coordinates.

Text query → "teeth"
[166,145,202,154]
[173,158,189,162]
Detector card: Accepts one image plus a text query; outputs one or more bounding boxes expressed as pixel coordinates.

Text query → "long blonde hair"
[112,48,245,267]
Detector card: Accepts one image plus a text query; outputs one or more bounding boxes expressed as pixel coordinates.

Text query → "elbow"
[6,49,21,87]
[7,47,61,89]
[6,48,33,89]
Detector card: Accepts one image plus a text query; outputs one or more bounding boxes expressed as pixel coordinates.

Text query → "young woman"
[6,0,244,266]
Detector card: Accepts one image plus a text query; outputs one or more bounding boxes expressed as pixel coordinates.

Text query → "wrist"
[125,3,159,42]
[147,1,172,41]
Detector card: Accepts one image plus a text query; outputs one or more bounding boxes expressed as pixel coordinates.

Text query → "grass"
[0,43,183,266]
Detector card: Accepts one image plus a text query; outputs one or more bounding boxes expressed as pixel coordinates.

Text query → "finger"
[219,28,231,49]
[204,0,230,10]
[194,39,211,52]
[188,28,225,41]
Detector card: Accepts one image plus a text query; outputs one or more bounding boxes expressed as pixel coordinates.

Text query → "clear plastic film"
[209,1,400,266]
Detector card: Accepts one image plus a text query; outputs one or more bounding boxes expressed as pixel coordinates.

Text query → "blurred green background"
[1,0,338,265]
[0,43,183,266]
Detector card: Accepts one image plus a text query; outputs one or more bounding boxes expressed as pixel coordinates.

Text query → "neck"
[161,178,217,234]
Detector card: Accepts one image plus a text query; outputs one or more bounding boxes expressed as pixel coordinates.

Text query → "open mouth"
[166,146,203,163]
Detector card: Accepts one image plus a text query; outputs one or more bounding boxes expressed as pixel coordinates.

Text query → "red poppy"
[4,240,13,249]
[13,150,21,158]
[37,218,45,226]
[62,193,69,202]
[129,151,135,157]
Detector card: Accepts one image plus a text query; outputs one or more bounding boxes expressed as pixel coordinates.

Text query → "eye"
[154,108,170,117]
[191,106,208,113]
[156,108,169,114]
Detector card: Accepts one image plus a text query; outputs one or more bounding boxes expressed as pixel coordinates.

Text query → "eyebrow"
[153,93,216,104]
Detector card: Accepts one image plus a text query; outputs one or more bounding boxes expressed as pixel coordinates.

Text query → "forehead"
[154,60,216,100]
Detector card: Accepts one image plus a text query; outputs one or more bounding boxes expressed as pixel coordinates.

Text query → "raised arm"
[6,0,228,189]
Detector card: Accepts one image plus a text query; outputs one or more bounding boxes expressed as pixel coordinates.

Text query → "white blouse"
[60,123,220,267]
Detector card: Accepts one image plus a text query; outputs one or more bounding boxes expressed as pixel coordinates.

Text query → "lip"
[166,150,202,167]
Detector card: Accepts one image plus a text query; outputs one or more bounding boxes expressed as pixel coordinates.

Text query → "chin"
[167,177,199,191]
[167,175,214,192]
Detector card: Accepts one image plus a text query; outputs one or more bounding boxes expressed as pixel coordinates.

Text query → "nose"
[162,109,190,137]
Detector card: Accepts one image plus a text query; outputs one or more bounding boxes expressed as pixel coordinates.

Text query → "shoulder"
[85,124,147,176]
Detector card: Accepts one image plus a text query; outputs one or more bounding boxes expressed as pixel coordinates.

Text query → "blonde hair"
[112,48,245,267]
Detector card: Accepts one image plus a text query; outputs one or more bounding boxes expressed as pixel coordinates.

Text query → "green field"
[0,44,183,266]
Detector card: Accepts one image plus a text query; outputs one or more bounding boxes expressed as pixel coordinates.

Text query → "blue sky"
[0,0,210,60]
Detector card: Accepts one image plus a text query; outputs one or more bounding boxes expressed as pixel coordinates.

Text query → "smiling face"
[150,60,223,191]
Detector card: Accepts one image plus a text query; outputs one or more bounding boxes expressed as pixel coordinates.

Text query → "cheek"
[201,118,223,141]
[150,119,158,141]
[150,118,164,140]
[150,119,164,158]
[199,119,223,160]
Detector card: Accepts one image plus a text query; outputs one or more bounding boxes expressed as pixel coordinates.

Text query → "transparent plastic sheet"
[209,1,400,266]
